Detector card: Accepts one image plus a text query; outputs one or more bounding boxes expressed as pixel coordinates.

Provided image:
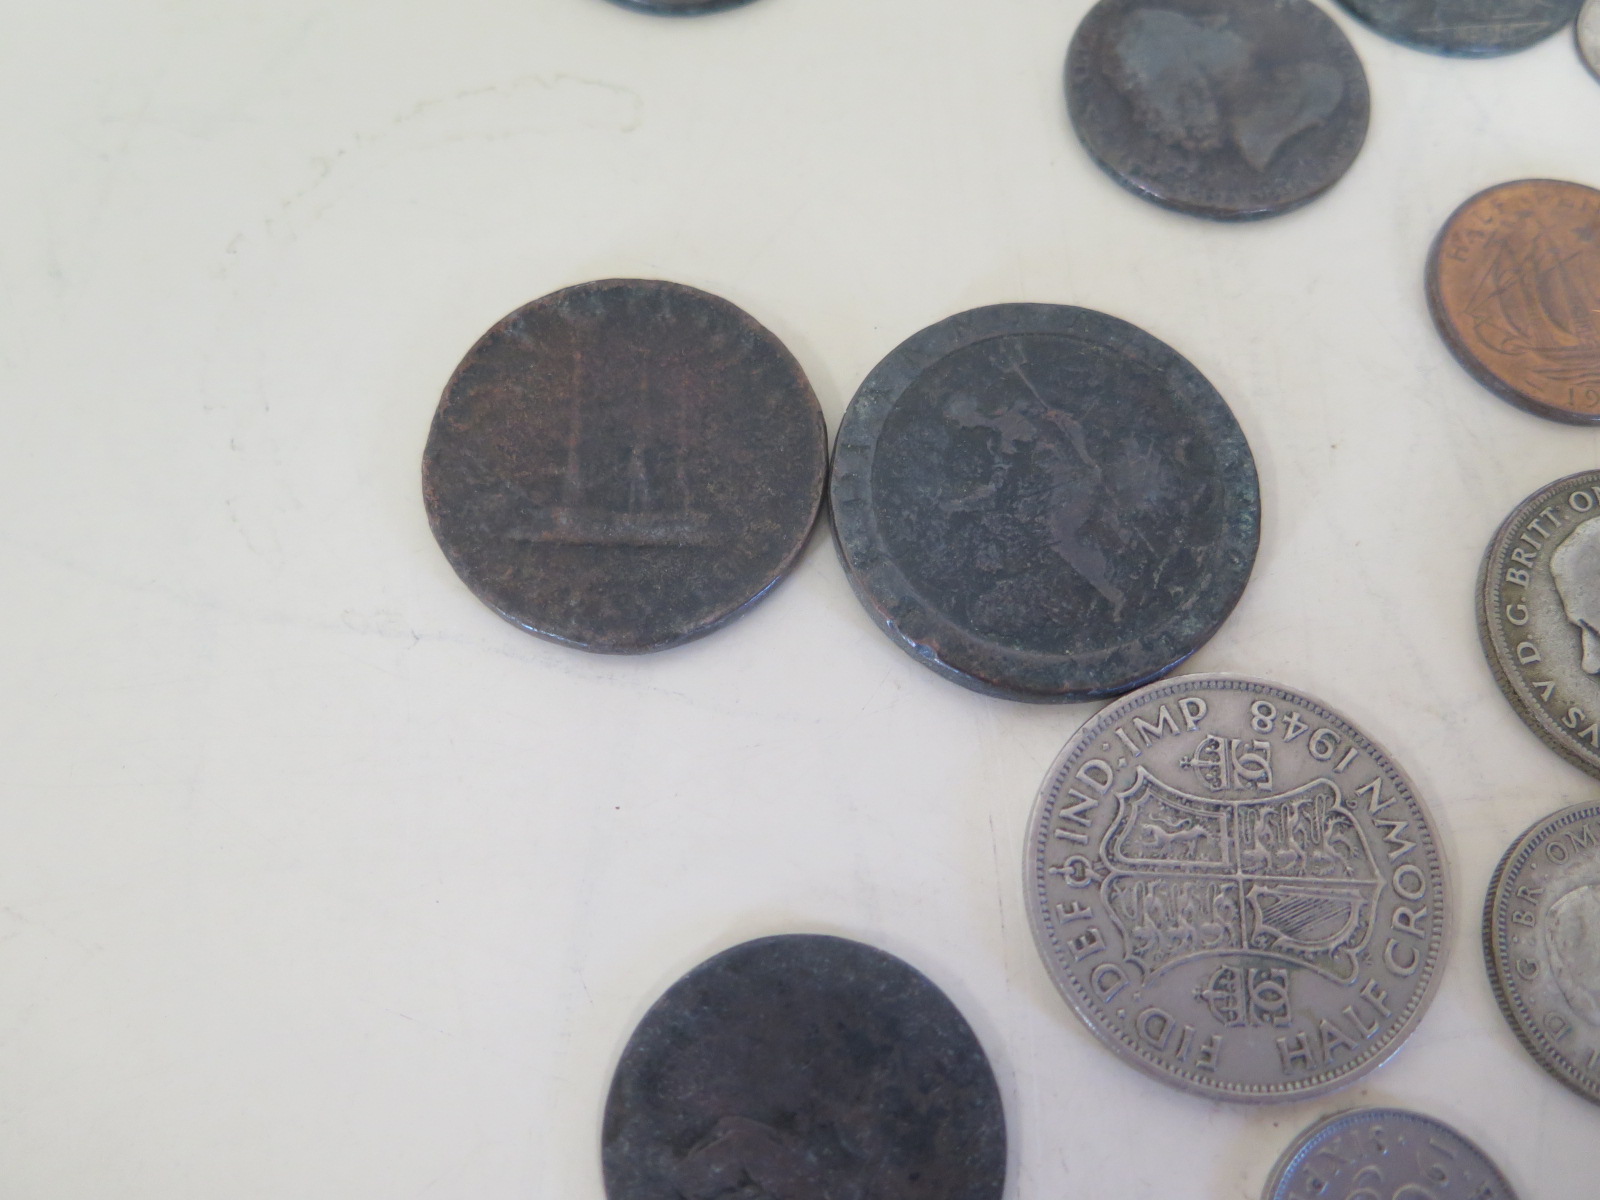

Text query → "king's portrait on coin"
[1551,518,1600,674]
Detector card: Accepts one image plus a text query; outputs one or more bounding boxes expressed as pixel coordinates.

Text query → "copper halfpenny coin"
[1427,179,1600,425]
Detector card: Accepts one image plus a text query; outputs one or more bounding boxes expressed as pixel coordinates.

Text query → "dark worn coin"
[1582,0,1600,78]
[1479,470,1600,779]
[602,934,1006,1200]
[830,304,1259,702]
[1337,0,1578,55]
[1264,1108,1518,1199]
[606,0,758,13]
[1065,0,1370,220]
[422,279,826,653]
[1485,802,1600,1107]
[1428,180,1600,424]
[1027,675,1449,1101]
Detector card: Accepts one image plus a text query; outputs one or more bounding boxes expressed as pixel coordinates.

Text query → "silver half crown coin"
[1026,675,1449,1101]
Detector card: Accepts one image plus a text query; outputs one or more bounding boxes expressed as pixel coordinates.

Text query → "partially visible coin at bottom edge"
[1428,180,1600,425]
[1479,470,1600,779]
[1026,674,1448,1101]
[605,0,758,13]
[1263,1108,1518,1199]
[602,934,1006,1200]
[1485,802,1600,1107]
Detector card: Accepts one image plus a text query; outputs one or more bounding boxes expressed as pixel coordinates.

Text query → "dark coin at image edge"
[1065,0,1370,220]
[830,303,1259,702]
[605,0,758,12]
[602,934,1007,1200]
[423,279,827,654]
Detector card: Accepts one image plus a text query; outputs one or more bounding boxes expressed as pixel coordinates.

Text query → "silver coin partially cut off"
[1264,1108,1517,1200]
[1026,674,1449,1101]
[1485,802,1600,1106]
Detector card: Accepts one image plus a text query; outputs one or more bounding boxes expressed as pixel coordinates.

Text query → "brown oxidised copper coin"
[1427,180,1600,425]
[422,280,826,653]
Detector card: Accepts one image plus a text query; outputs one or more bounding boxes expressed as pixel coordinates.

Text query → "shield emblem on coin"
[1101,770,1380,982]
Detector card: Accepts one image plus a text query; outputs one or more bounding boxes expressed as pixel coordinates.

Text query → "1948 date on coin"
[1027,675,1448,1101]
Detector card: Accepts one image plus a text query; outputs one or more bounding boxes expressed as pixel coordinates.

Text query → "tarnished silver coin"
[1263,1108,1518,1200]
[1026,675,1448,1101]
[1581,0,1600,81]
[1479,471,1600,780]
[1485,802,1600,1106]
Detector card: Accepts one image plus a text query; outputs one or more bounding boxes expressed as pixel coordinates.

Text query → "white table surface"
[3,1,1598,1196]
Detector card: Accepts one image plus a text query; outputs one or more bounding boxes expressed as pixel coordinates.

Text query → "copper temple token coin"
[830,303,1259,702]
[1065,0,1370,220]
[422,279,826,653]
[1338,0,1579,55]
[1427,180,1600,424]
[602,934,1006,1200]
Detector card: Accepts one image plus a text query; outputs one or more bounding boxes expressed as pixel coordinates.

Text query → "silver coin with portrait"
[1485,802,1600,1106]
[1026,675,1449,1101]
[1479,471,1600,779]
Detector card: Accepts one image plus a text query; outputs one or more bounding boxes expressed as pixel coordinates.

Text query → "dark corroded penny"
[606,0,759,13]
[1027,675,1448,1101]
[1479,471,1600,779]
[602,934,1006,1200]
[1337,0,1578,55]
[422,279,826,653]
[1065,0,1370,220]
[1428,181,1600,424]
[1264,1108,1518,1199]
[830,304,1259,702]
[1485,802,1600,1106]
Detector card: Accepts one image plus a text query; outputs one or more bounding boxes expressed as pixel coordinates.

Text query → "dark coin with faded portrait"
[606,0,758,12]
[1428,180,1600,424]
[603,935,1006,1200]
[1066,0,1370,220]
[1337,0,1579,55]
[830,304,1259,702]
[422,279,826,653]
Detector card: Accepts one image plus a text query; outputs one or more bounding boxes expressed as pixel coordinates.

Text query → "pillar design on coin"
[1026,676,1448,1100]
[1485,803,1600,1106]
[602,935,1006,1200]
[422,279,826,653]
[1479,471,1600,779]
[1264,1108,1518,1199]
[1337,0,1579,54]
[1428,180,1600,424]
[1065,0,1370,220]
[830,304,1259,702]
[1582,0,1600,80]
